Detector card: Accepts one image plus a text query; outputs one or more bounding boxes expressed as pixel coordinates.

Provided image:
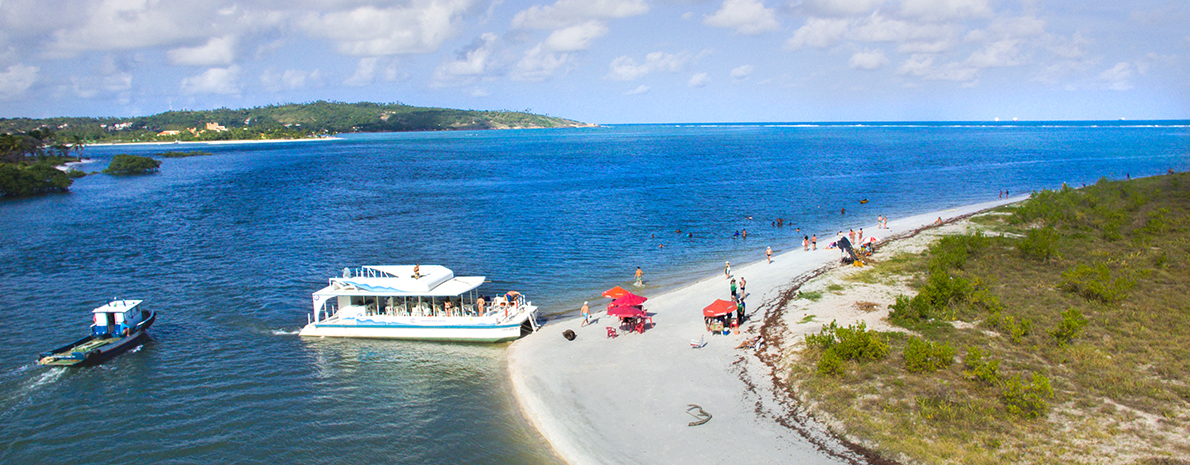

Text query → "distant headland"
[0,101,594,144]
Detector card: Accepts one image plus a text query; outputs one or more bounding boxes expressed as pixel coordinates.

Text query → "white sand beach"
[508,196,1029,464]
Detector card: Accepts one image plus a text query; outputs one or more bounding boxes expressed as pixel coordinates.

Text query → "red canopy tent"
[703,299,737,317]
[603,286,631,299]
[610,293,647,308]
[607,305,646,318]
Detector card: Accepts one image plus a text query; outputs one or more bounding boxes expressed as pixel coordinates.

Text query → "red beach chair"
[606,327,618,339]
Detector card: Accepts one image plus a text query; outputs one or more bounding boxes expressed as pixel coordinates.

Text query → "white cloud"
[688,72,711,87]
[730,64,754,80]
[302,0,477,56]
[167,36,236,66]
[262,68,323,91]
[544,21,608,51]
[512,43,573,82]
[469,87,490,97]
[704,0,780,35]
[900,0,991,21]
[344,58,380,86]
[432,33,500,87]
[897,55,977,81]
[965,39,1024,68]
[897,40,953,54]
[625,84,649,95]
[849,49,889,69]
[605,52,690,80]
[1098,62,1133,90]
[180,65,240,95]
[511,0,648,29]
[800,0,886,16]
[0,64,38,100]
[785,18,850,50]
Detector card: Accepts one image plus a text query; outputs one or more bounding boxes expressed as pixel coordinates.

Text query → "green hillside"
[0,101,592,143]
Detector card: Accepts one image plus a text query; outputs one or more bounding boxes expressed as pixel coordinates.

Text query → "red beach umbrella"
[703,299,737,317]
[610,293,647,307]
[607,305,646,318]
[603,286,630,299]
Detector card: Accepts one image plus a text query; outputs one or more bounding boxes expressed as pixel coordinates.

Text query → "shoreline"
[86,137,341,147]
[507,195,1028,464]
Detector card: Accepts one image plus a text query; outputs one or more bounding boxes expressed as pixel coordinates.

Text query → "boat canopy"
[92,300,142,314]
[316,265,486,297]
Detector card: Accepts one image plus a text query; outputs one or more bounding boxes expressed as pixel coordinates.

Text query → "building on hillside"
[205,122,228,132]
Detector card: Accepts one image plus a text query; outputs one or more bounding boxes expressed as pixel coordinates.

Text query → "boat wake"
[129,344,143,353]
[271,329,300,336]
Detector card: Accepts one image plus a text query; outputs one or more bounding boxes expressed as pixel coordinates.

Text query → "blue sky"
[0,0,1187,123]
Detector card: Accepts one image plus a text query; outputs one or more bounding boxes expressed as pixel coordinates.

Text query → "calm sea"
[1,122,1187,463]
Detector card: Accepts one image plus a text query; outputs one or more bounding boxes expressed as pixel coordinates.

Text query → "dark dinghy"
[38,300,156,367]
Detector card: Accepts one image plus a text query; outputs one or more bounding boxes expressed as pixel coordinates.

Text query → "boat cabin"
[92,300,147,338]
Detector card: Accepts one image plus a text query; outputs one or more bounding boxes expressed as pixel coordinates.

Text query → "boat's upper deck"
[315,265,486,297]
[92,299,142,314]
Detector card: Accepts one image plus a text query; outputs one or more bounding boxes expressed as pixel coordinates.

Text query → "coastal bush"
[904,337,955,373]
[963,347,999,384]
[104,154,161,175]
[1050,307,1088,346]
[928,233,992,271]
[808,320,889,376]
[1017,226,1061,261]
[1060,262,1135,303]
[817,348,845,376]
[65,169,88,179]
[1133,208,1171,246]
[1000,373,1053,419]
[985,311,1032,343]
[0,163,73,196]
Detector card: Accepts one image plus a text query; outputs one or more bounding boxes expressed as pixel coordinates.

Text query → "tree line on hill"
[0,101,588,145]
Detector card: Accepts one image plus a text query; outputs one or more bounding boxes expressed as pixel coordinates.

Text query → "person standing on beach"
[634,267,644,286]
[858,228,863,242]
[736,299,746,323]
[730,279,738,300]
[724,261,731,279]
[812,234,818,250]
[739,277,746,297]
[848,229,855,244]
[803,236,809,251]
[580,302,591,327]
[766,246,773,264]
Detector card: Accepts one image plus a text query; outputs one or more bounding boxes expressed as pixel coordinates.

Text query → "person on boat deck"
[412,264,422,279]
[444,301,453,317]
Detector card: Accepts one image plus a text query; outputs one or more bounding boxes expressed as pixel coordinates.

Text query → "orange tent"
[603,286,631,299]
[703,299,737,317]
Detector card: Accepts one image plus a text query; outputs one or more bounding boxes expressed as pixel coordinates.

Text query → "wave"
[271,329,300,335]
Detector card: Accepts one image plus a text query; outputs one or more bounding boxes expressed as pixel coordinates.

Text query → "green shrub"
[985,311,1032,343]
[1050,307,1087,346]
[1001,373,1053,418]
[1017,226,1061,261]
[1060,262,1135,303]
[904,337,955,373]
[963,346,999,384]
[65,169,88,179]
[817,348,845,376]
[889,294,931,322]
[799,290,823,302]
[928,233,992,271]
[104,154,161,175]
[808,320,890,376]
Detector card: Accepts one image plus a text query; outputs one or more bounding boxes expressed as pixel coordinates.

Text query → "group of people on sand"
[706,276,747,334]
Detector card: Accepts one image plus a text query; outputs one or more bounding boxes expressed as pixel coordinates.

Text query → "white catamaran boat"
[300,265,540,342]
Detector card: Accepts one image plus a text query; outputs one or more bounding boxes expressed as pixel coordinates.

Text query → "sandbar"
[508,195,1029,464]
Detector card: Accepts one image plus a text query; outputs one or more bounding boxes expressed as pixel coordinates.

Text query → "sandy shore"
[508,195,1029,464]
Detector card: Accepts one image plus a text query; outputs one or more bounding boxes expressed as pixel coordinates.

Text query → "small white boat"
[300,265,539,342]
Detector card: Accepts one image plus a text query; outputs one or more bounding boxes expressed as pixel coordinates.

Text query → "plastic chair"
[690,335,706,348]
[606,327,618,339]
[634,320,645,334]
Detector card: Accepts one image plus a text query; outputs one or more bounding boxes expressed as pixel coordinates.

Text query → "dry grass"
[782,173,1190,464]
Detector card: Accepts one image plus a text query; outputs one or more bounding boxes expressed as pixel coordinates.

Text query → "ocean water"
[0,122,1186,463]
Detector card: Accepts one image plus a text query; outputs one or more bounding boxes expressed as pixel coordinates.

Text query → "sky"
[0,0,1187,123]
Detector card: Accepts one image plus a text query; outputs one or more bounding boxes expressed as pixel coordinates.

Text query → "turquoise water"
[0,122,1186,463]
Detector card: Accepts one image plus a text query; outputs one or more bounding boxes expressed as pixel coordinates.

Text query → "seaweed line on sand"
[742,212,991,465]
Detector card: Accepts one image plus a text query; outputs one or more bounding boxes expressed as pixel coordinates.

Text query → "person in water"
[634,267,644,285]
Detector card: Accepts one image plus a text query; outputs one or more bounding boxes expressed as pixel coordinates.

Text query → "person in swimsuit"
[580,302,591,327]
[803,236,809,251]
[634,267,644,286]
[811,234,817,250]
[766,246,773,263]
